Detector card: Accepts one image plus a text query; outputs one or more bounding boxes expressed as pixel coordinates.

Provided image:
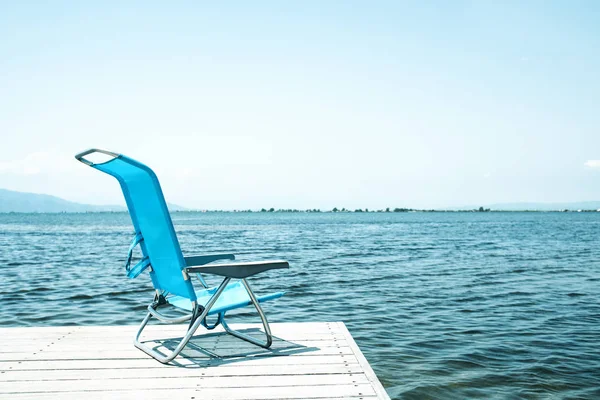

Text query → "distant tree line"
[332,207,414,213]
[253,207,425,213]
[174,207,600,213]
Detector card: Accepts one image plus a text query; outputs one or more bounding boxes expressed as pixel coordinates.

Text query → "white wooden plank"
[0,354,360,371]
[0,345,354,361]
[0,335,346,351]
[0,333,346,346]
[0,363,365,381]
[8,338,347,351]
[0,339,348,353]
[1,383,377,399]
[0,373,370,393]
[1,333,346,345]
[5,396,377,400]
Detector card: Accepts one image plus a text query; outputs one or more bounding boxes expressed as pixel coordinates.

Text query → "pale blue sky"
[1,1,599,209]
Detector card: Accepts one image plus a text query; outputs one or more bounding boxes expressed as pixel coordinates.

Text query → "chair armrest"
[184,254,235,266]
[186,260,289,279]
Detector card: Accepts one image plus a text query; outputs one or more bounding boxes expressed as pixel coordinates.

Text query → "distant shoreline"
[3,188,600,214]
[2,208,600,214]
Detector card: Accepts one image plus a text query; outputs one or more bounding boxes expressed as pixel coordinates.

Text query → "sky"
[1,1,599,210]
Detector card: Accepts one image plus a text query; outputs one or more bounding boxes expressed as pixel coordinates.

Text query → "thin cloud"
[584,160,600,169]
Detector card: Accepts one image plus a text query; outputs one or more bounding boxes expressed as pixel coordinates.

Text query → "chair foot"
[133,311,188,364]
[221,279,273,348]
[221,317,273,348]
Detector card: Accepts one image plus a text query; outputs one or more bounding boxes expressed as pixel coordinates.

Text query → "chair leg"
[133,277,231,364]
[221,278,273,349]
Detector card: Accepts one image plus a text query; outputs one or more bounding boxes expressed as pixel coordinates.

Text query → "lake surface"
[1,212,599,399]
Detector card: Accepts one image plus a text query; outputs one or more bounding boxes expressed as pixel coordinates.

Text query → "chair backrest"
[75,149,196,301]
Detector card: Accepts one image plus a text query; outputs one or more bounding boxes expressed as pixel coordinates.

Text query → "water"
[1,212,599,399]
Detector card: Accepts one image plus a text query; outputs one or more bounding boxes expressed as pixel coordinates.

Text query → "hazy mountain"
[455,201,600,211]
[0,189,188,213]
[165,202,188,212]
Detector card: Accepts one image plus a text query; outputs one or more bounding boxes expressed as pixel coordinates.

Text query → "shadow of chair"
[139,328,320,368]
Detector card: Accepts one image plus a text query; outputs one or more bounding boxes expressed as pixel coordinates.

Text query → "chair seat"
[168,280,284,314]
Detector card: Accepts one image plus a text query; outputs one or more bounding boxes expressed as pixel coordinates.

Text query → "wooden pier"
[0,322,390,399]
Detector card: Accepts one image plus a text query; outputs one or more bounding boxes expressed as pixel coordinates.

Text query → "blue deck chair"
[75,149,289,364]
